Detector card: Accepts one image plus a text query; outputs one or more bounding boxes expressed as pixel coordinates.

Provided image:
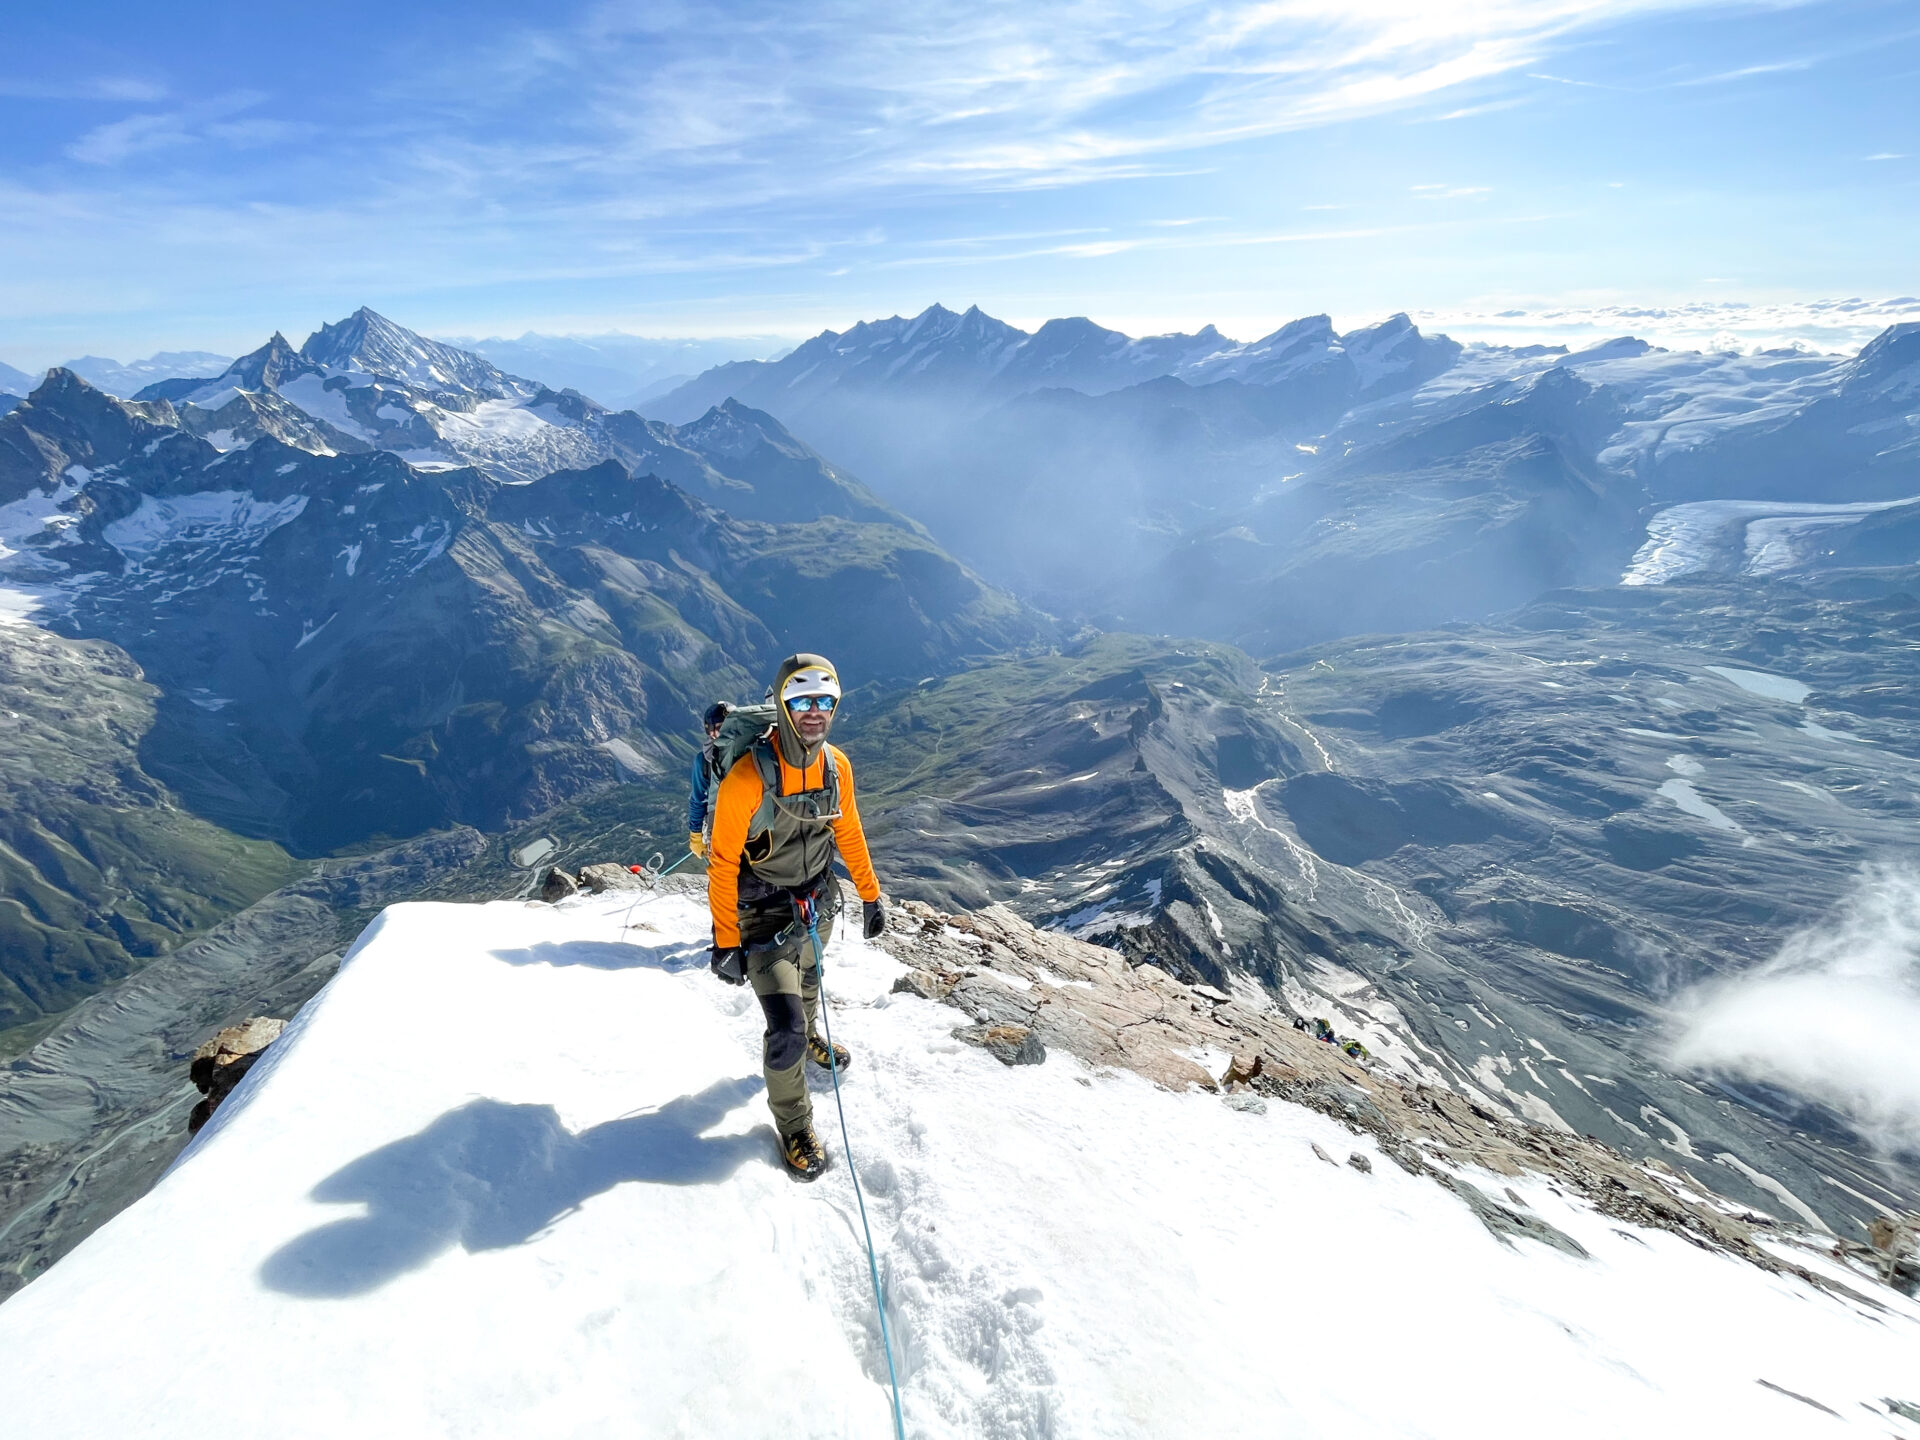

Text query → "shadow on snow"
[490,937,711,972]
[260,1076,769,1298]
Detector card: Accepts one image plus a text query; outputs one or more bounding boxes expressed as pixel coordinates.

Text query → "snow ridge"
[1,887,1915,1438]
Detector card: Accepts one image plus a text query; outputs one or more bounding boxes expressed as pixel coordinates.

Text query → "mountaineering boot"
[782,1126,828,1181]
[807,1034,852,1072]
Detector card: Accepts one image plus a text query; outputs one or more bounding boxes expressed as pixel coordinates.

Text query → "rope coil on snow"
[808,918,909,1440]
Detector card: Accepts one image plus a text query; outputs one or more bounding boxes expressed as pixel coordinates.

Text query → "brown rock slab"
[952,1023,1046,1067]
[187,1017,286,1134]
[891,969,957,1002]
[1220,1052,1264,1088]
[576,862,646,894]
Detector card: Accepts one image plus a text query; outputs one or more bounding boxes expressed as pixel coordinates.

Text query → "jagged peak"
[296,308,531,399]
[31,365,99,397]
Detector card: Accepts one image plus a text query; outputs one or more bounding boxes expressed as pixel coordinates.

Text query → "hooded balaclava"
[769,652,841,769]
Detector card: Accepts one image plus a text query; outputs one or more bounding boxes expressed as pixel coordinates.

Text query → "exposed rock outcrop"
[874,894,1887,1298]
[539,866,583,902]
[187,1018,285,1134]
[574,864,647,894]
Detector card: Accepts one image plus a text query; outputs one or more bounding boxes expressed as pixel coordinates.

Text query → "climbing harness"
[803,897,908,1440]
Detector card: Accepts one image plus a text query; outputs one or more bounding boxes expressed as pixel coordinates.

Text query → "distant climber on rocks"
[704,654,886,1181]
[686,702,731,858]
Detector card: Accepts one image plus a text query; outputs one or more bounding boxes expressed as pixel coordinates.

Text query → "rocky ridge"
[872,891,1917,1299]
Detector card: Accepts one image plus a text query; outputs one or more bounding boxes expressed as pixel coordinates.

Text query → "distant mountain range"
[654,304,1920,644]
[0,333,790,418]
[650,305,1467,424]
[0,312,1046,1036]
[0,352,231,401]
[124,310,887,519]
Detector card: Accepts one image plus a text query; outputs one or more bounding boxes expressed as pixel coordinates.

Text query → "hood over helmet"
[769,652,841,767]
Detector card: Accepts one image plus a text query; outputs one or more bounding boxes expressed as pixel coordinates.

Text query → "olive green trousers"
[747,908,834,1138]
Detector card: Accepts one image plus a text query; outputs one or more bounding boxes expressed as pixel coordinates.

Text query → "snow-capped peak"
[1842,320,1920,398]
[299,308,535,402]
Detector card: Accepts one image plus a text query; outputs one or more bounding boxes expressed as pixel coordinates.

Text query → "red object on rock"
[629,864,644,873]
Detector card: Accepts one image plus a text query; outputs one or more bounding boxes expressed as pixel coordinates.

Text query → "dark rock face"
[187,1017,286,1133]
[538,867,582,902]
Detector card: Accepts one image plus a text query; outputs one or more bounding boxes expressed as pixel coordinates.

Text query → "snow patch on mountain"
[103,492,309,568]
[276,374,377,443]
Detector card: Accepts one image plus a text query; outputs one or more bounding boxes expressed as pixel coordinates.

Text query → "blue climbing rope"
[807,914,909,1440]
[652,849,699,882]
[615,848,701,936]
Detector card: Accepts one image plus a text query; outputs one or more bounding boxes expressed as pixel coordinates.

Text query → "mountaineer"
[704,654,886,1180]
[686,702,730,858]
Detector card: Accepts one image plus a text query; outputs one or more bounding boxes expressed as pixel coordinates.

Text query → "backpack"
[709,703,842,838]
[711,703,779,781]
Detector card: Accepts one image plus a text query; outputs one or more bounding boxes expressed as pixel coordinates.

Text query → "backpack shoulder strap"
[751,737,782,793]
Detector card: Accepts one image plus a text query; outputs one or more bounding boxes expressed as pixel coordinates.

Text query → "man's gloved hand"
[689,831,705,859]
[862,898,887,940]
[710,945,746,986]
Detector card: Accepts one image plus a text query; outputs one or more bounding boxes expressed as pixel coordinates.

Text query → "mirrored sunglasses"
[786,694,837,713]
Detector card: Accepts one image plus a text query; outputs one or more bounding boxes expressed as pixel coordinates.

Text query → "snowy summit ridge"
[1,881,1915,1438]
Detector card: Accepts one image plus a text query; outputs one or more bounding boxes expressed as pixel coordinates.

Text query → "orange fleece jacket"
[705,742,881,948]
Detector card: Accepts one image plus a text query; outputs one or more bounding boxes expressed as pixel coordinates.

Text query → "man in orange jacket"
[705,653,885,1180]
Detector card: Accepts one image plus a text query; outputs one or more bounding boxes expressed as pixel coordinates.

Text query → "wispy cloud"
[1427,98,1530,120]
[1675,57,1813,86]
[1671,865,1920,1156]
[66,92,282,167]
[380,0,1749,207]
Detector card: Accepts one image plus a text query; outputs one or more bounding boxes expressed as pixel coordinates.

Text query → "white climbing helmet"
[779,660,841,706]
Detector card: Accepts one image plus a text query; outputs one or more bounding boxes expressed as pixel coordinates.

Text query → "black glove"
[862,898,887,940]
[710,945,746,986]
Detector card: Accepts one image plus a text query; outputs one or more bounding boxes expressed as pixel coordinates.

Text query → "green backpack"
[711,703,779,781]
[709,703,842,838]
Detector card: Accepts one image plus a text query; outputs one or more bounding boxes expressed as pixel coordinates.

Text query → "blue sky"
[2,0,1916,367]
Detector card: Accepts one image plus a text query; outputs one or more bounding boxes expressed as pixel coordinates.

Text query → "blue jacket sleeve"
[688,750,714,831]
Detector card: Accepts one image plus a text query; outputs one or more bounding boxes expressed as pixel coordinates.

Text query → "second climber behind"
[687,701,730,859]
[704,652,886,1180]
